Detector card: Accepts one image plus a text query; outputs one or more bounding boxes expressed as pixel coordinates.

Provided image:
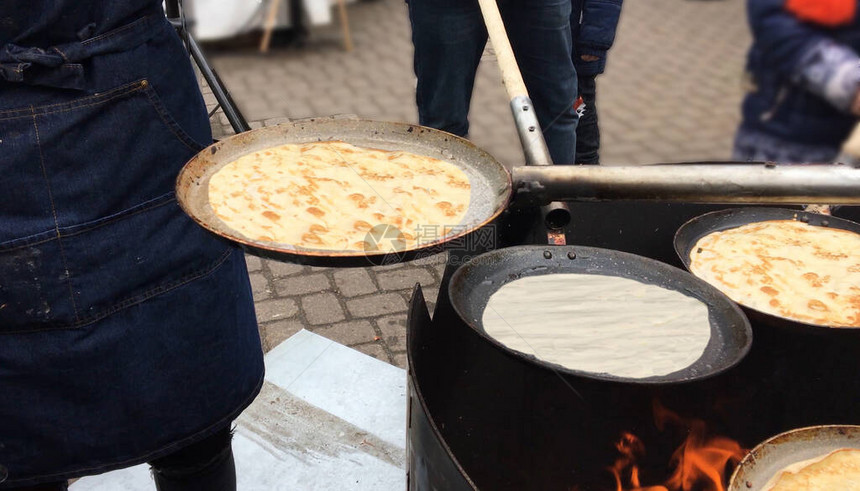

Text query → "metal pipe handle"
[476,0,571,235]
[511,163,860,205]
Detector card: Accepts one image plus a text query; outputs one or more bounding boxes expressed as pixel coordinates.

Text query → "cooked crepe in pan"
[208,141,471,251]
[763,448,860,490]
[689,220,860,327]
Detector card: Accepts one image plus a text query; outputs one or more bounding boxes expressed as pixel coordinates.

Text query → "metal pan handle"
[476,0,571,240]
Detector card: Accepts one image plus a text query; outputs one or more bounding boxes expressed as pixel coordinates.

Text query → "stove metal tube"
[509,96,572,231]
[511,163,860,205]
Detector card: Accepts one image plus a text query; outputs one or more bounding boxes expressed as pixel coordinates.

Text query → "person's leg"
[574,75,600,165]
[500,0,578,165]
[407,0,487,137]
[3,483,68,491]
[149,427,235,491]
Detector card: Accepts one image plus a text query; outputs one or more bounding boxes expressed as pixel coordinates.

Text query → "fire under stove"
[406,201,860,491]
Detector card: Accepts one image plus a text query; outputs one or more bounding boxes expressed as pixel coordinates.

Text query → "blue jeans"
[408,0,579,165]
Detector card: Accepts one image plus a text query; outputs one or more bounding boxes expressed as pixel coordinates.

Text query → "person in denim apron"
[0,2,264,489]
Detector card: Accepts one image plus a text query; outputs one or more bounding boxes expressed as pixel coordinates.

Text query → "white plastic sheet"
[71,330,407,490]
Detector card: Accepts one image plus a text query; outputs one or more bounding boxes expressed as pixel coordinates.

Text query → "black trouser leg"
[4,483,68,491]
[575,75,600,165]
[3,429,234,491]
[150,427,236,491]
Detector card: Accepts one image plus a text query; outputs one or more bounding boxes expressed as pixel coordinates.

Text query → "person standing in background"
[734,0,860,163]
[408,0,580,165]
[570,0,624,165]
[0,2,264,489]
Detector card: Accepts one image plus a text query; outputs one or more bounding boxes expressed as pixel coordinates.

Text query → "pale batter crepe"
[689,220,860,327]
[763,448,860,491]
[481,273,712,378]
[208,141,471,251]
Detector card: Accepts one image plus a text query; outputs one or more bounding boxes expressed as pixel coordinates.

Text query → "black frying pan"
[674,207,860,332]
[176,118,512,267]
[447,245,752,384]
[729,425,860,491]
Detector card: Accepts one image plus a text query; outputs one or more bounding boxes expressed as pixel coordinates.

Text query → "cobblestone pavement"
[197,0,751,367]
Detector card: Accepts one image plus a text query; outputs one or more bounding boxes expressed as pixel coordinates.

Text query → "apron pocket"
[0,235,78,332]
[0,76,224,334]
[62,194,232,330]
[0,194,231,334]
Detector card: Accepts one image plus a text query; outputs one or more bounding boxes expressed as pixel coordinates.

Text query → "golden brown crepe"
[689,219,860,327]
[764,448,860,490]
[208,141,471,251]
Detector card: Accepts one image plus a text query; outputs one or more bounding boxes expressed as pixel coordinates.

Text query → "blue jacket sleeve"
[576,0,623,53]
[749,0,860,112]
[574,0,623,76]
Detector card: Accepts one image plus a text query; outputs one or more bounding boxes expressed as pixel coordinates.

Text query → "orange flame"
[607,432,669,491]
[609,400,745,491]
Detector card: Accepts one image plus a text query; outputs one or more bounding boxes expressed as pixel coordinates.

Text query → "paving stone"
[375,314,407,352]
[391,352,408,370]
[333,268,377,297]
[260,319,305,352]
[248,272,272,300]
[254,298,299,324]
[419,287,440,316]
[275,273,331,296]
[312,319,377,346]
[244,254,263,272]
[431,263,446,281]
[410,252,449,266]
[346,292,407,318]
[369,260,403,271]
[263,117,292,126]
[375,268,436,291]
[302,292,346,325]
[350,342,389,363]
[266,259,305,276]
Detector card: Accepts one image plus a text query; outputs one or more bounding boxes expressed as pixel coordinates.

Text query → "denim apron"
[0,3,264,486]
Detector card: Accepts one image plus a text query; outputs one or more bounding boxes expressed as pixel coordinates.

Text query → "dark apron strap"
[0,10,165,90]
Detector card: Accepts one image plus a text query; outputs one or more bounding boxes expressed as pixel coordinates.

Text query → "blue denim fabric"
[408,0,579,165]
[1,1,156,48]
[0,6,263,487]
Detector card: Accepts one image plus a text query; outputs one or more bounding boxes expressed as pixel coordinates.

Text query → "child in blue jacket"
[734,0,860,163]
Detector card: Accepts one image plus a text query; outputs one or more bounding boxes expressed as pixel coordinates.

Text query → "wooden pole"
[336,0,354,52]
[475,0,529,100]
[260,0,283,53]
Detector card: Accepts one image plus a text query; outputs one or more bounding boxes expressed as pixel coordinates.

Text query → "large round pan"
[674,207,860,332]
[448,245,752,384]
[176,118,512,266]
[729,425,860,491]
